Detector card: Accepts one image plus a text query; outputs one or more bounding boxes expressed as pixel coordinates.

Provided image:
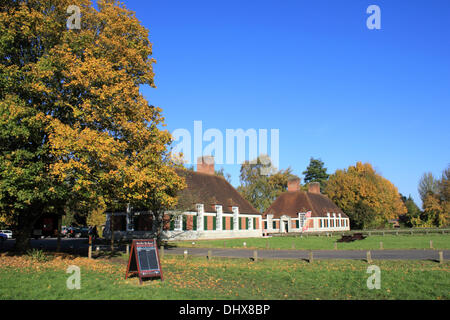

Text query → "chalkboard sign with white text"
[125,239,163,284]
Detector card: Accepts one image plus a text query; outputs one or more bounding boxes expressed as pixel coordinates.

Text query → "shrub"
[26,249,53,262]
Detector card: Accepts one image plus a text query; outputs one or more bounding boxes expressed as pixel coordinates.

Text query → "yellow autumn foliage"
[0,0,185,248]
[324,162,407,228]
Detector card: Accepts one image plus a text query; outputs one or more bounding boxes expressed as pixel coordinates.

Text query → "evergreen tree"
[302,157,329,190]
[400,194,421,227]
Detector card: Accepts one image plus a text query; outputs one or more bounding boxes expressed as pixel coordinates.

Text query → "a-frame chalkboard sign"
[125,239,163,284]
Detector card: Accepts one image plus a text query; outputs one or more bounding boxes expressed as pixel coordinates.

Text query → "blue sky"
[121,0,450,206]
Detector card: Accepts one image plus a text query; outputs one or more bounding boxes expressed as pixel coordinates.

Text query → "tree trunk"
[110,214,115,253]
[14,224,33,252]
[14,211,43,252]
[155,211,164,247]
[56,216,62,252]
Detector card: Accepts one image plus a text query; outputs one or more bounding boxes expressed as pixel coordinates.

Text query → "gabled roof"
[176,169,261,215]
[263,190,348,219]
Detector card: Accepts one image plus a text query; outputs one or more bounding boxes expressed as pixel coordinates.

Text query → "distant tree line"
[235,157,448,230]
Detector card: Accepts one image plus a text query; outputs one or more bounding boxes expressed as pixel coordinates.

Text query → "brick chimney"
[308,182,321,194]
[287,177,301,192]
[197,156,215,175]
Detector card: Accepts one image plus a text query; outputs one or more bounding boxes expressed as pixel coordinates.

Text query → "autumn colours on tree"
[324,162,407,229]
[0,1,448,251]
[0,0,184,250]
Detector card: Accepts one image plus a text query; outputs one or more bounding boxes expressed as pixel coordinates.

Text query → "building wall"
[262,214,350,234]
[103,211,263,240]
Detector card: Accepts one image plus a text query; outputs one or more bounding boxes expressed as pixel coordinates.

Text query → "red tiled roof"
[176,169,260,215]
[263,190,348,218]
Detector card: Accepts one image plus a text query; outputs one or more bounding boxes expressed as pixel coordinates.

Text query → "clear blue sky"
[121,0,450,206]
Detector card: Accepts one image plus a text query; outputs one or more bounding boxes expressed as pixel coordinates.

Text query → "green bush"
[26,249,53,262]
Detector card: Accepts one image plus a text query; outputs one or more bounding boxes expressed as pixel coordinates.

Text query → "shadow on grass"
[92,250,123,260]
[125,273,162,283]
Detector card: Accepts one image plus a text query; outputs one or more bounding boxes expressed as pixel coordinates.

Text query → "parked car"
[0,230,13,239]
[65,227,89,238]
[66,227,78,238]
[0,232,7,243]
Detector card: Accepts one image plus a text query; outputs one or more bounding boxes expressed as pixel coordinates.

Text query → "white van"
[0,230,13,239]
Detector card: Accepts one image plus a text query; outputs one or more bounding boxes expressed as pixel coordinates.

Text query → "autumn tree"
[418,173,440,203]
[302,157,329,190]
[86,197,107,236]
[417,165,450,227]
[441,166,450,216]
[0,0,184,251]
[324,162,407,229]
[237,155,297,213]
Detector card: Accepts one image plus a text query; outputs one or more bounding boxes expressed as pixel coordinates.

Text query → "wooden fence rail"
[272,228,450,237]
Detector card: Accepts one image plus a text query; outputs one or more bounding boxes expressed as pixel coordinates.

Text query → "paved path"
[165,247,449,261]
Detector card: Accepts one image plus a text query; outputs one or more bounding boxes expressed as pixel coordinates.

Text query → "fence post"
[253,250,258,262]
[366,251,372,264]
[439,251,444,264]
[88,236,92,259]
[430,240,433,249]
[334,242,338,250]
[184,250,188,260]
[207,250,212,260]
[160,245,164,259]
[380,242,383,250]
[126,244,129,256]
[309,251,314,263]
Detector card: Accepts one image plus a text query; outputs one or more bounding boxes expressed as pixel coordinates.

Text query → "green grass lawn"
[169,234,450,251]
[0,252,448,300]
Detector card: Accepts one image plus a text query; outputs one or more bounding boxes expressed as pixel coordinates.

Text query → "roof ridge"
[263,189,348,219]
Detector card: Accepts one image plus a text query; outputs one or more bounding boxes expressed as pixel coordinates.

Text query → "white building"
[262,179,350,234]
[103,156,262,240]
